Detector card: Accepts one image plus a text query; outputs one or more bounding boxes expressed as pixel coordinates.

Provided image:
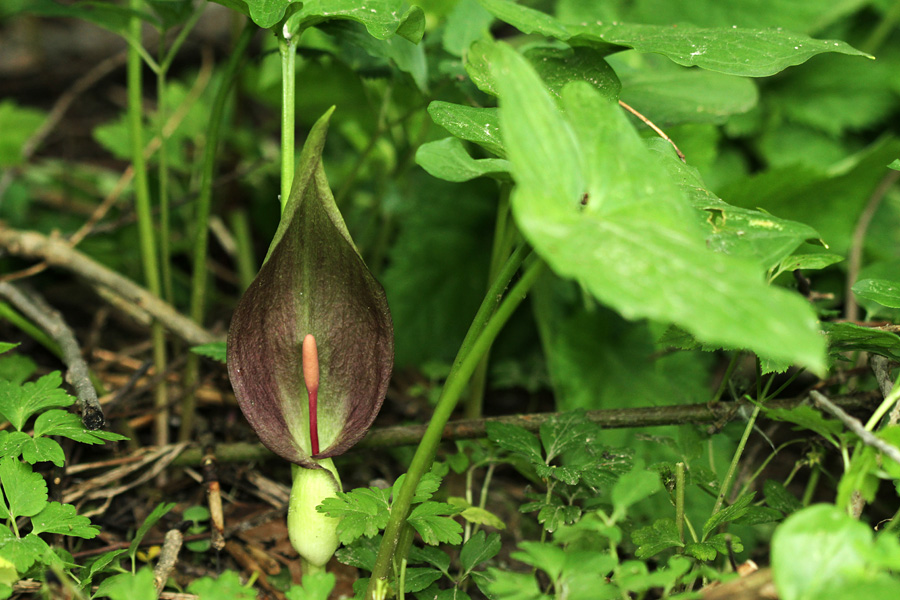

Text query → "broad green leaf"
[611,468,661,522]
[0,431,31,462]
[427,102,505,157]
[0,372,73,431]
[285,572,336,600]
[771,505,881,600]
[291,0,425,42]
[0,343,17,356]
[483,569,549,600]
[852,279,900,309]
[520,494,581,533]
[30,502,99,538]
[323,21,428,92]
[685,533,741,561]
[491,42,826,374]
[0,457,47,520]
[19,436,65,467]
[703,492,754,538]
[407,502,463,545]
[335,536,379,570]
[460,531,502,574]
[539,410,597,462]
[0,0,156,33]
[448,497,506,530]
[618,66,757,125]
[0,354,36,385]
[485,421,543,465]
[0,528,45,574]
[836,445,880,510]
[524,46,620,101]
[408,544,451,572]
[568,22,871,77]
[94,567,157,600]
[632,519,683,558]
[477,0,870,77]
[771,253,844,281]
[416,138,510,182]
[443,0,493,56]
[0,101,45,168]
[627,0,868,35]
[823,322,900,363]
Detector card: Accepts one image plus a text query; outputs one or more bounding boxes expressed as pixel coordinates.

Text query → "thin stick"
[811,390,900,465]
[0,227,218,347]
[0,282,104,429]
[845,170,900,321]
[618,100,686,162]
[153,529,184,595]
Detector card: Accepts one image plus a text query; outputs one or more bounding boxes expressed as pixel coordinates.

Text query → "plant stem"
[367,250,542,598]
[128,0,168,447]
[465,186,514,420]
[279,32,298,214]
[181,21,254,442]
[229,209,257,290]
[675,461,685,547]
[706,404,761,537]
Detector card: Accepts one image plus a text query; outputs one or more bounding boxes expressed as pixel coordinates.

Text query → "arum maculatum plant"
[227,107,394,573]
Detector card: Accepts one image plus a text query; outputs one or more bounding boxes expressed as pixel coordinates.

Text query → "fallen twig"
[154,529,184,596]
[0,281,104,429]
[0,226,219,347]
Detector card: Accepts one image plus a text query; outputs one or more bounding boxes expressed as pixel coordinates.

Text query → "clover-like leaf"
[227,107,394,469]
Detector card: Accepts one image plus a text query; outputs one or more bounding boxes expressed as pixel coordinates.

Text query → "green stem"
[279,32,298,214]
[801,466,820,506]
[182,21,254,441]
[229,209,258,291]
[465,186,514,420]
[157,49,173,305]
[862,0,900,54]
[367,251,542,599]
[705,404,761,538]
[709,352,740,404]
[128,0,168,447]
[675,461,685,547]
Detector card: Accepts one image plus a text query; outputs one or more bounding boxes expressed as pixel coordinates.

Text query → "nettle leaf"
[771,253,844,282]
[823,322,900,363]
[485,421,543,466]
[685,534,740,561]
[318,487,391,544]
[0,372,73,431]
[765,405,843,446]
[632,519,683,558]
[852,279,900,310]
[490,42,826,374]
[30,501,99,539]
[427,102,505,158]
[0,457,47,520]
[448,497,506,530]
[703,492,755,538]
[611,468,661,522]
[335,535,380,570]
[407,502,463,545]
[402,568,443,593]
[416,138,510,182]
[521,493,581,533]
[227,108,394,468]
[539,410,598,462]
[764,479,803,516]
[408,544,451,572]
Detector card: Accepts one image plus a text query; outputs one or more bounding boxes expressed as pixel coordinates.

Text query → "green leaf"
[771,253,844,281]
[191,342,227,363]
[764,405,843,446]
[521,494,581,533]
[448,497,506,530]
[416,138,510,182]
[0,528,46,574]
[764,480,803,516]
[443,0,493,56]
[772,504,883,600]
[402,568,443,593]
[523,46,620,101]
[539,410,597,463]
[285,572,336,600]
[569,22,870,77]
[852,279,900,309]
[408,544,451,572]
[617,63,757,125]
[0,432,30,463]
[0,457,47,520]
[485,422,543,466]
[407,502,463,545]
[611,468,661,522]
[823,322,900,363]
[703,492,755,538]
[483,568,549,600]
[889,159,900,172]
[685,533,741,561]
[490,42,826,374]
[427,102,505,157]
[0,101,45,168]
[461,531,502,574]
[632,519,683,558]
[318,487,391,544]
[477,0,570,39]
[0,0,155,34]
[30,501,99,539]
[0,344,16,356]
[187,571,257,600]
[129,503,176,566]
[0,372,73,431]
[19,436,65,467]
[33,410,127,445]
[94,567,157,600]
[290,1,425,42]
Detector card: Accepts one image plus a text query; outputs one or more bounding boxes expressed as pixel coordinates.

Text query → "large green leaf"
[476,0,870,77]
[427,102,505,157]
[490,42,826,373]
[416,138,510,182]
